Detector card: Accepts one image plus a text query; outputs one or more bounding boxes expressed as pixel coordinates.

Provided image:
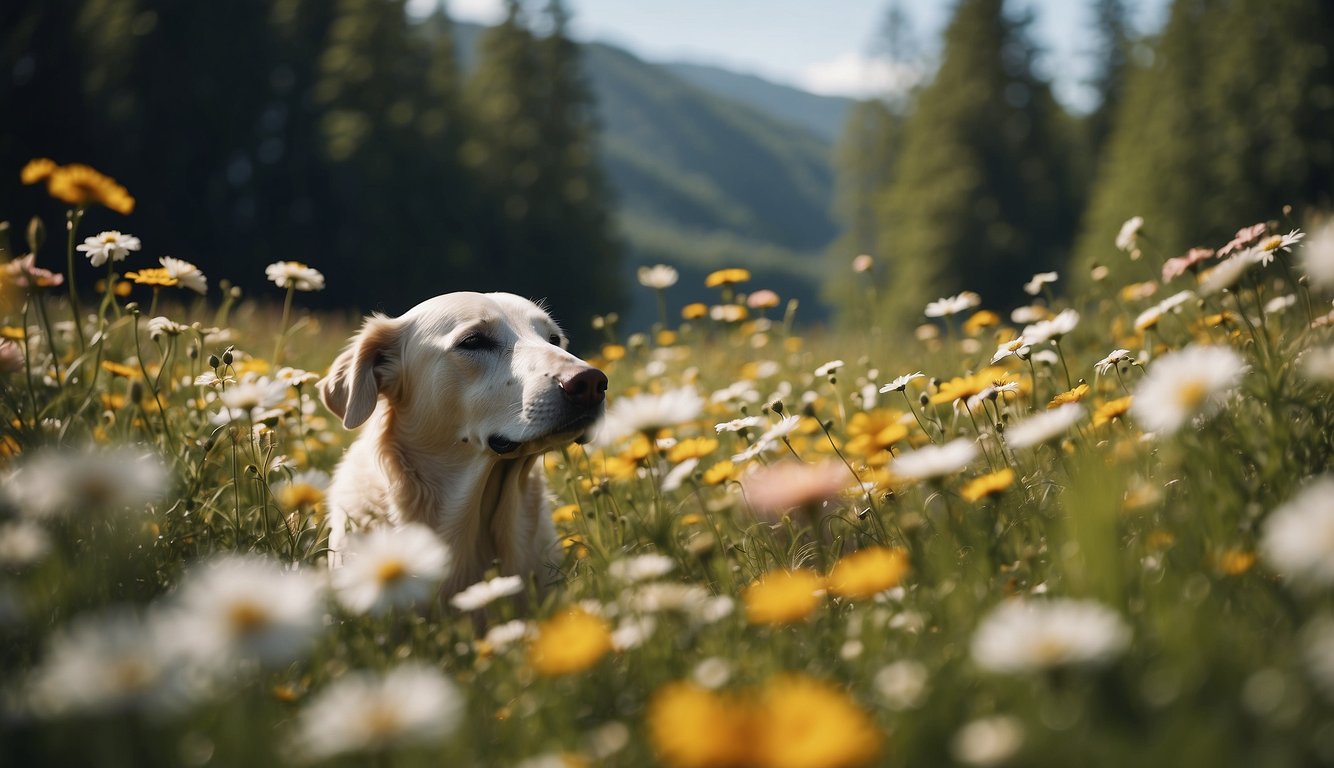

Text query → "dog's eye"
[549,334,563,346]
[458,333,497,352]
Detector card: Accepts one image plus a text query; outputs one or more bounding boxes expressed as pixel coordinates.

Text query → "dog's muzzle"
[487,366,608,455]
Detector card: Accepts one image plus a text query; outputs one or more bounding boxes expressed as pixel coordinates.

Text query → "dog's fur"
[319,292,606,597]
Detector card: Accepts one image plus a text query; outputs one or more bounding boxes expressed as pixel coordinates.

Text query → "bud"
[126,302,140,315]
[208,354,221,369]
[769,399,785,415]
[919,393,929,407]
[221,349,234,366]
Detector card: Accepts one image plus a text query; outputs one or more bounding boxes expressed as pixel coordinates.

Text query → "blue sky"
[417,0,1170,111]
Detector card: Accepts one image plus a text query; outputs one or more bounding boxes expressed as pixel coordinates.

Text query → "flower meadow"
[3,163,1334,768]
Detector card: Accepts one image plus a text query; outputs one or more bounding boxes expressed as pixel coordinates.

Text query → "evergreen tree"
[873,0,1079,325]
[1085,0,1134,160]
[1074,0,1334,285]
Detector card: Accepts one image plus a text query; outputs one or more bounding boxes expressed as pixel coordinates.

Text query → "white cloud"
[444,0,506,24]
[797,53,923,99]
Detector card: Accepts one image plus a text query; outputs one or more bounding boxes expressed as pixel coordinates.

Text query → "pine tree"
[1085,0,1134,159]
[873,0,1079,326]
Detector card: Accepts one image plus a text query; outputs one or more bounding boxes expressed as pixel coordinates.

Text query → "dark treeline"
[1,0,622,347]
[828,0,1334,327]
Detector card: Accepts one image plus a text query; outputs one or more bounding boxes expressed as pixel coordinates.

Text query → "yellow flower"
[963,310,1001,336]
[1,327,27,341]
[1214,548,1256,576]
[20,158,57,185]
[1092,396,1133,428]
[682,303,709,320]
[656,329,678,346]
[930,368,1015,406]
[669,437,719,463]
[551,503,579,524]
[960,468,1016,503]
[647,682,749,768]
[826,547,909,600]
[561,533,589,559]
[124,267,178,288]
[100,360,139,378]
[752,675,882,768]
[602,343,626,361]
[705,268,751,288]
[529,609,612,676]
[278,482,326,511]
[844,410,909,459]
[743,569,823,625]
[45,163,135,214]
[701,460,735,486]
[1048,383,1090,408]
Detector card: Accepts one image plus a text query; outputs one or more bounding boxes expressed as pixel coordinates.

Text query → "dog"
[318,292,607,598]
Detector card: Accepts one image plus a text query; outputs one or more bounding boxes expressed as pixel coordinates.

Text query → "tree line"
[1,0,622,345]
[828,0,1334,327]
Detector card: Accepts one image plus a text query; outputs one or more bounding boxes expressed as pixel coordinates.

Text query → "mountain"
[448,21,841,328]
[663,62,854,143]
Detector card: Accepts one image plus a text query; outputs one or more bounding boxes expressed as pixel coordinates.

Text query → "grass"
[2,177,1334,767]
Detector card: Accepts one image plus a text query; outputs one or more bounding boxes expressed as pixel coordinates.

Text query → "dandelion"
[265,261,326,291]
[889,438,977,481]
[701,460,736,485]
[971,598,1130,673]
[44,163,135,214]
[333,523,451,615]
[1024,271,1058,296]
[742,460,848,516]
[637,264,679,289]
[291,664,464,762]
[1116,216,1144,251]
[743,569,823,625]
[4,446,169,519]
[668,437,719,463]
[598,386,704,444]
[529,609,613,676]
[169,554,325,667]
[925,291,982,318]
[752,675,882,768]
[960,468,1016,502]
[682,302,709,320]
[827,547,910,600]
[1129,345,1247,434]
[952,716,1025,766]
[609,553,677,583]
[963,310,1001,335]
[879,371,924,394]
[20,157,57,185]
[76,231,141,268]
[1260,476,1334,590]
[159,256,208,294]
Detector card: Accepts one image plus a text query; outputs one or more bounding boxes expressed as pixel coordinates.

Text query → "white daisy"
[1094,348,1133,376]
[636,264,679,289]
[952,716,1025,766]
[1116,216,1144,251]
[450,574,525,611]
[333,523,451,616]
[597,386,704,445]
[1010,305,1049,324]
[1023,271,1058,296]
[159,256,207,295]
[731,414,802,462]
[623,582,711,614]
[814,359,844,377]
[265,261,325,291]
[76,230,141,267]
[1129,345,1248,434]
[0,520,51,567]
[991,338,1030,364]
[147,316,189,340]
[874,660,929,710]
[1300,222,1334,290]
[4,447,169,520]
[1300,345,1334,382]
[1200,249,1262,296]
[1255,229,1304,266]
[1005,404,1085,449]
[483,619,534,650]
[609,553,676,584]
[889,438,978,481]
[971,598,1130,673]
[291,664,464,762]
[1260,476,1334,590]
[1264,294,1297,314]
[880,371,925,394]
[925,291,982,318]
[610,615,657,651]
[1021,309,1080,345]
[715,416,764,433]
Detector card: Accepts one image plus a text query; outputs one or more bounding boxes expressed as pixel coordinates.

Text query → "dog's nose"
[560,367,608,408]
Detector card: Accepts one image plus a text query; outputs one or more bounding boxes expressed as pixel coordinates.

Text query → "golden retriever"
[319,292,607,598]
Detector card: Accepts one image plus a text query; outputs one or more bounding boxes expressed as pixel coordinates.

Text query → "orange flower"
[647,682,749,767]
[960,468,1016,502]
[826,547,909,600]
[44,163,135,214]
[705,268,751,288]
[1048,383,1090,408]
[529,610,611,676]
[743,569,823,625]
[1092,396,1133,427]
[753,675,882,768]
[20,158,57,185]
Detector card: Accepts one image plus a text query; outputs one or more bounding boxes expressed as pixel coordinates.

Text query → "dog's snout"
[560,367,608,408]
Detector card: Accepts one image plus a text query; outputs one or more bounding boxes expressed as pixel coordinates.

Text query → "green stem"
[65,207,87,352]
[273,284,295,365]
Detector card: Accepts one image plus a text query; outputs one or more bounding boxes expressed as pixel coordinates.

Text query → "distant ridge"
[663,61,854,143]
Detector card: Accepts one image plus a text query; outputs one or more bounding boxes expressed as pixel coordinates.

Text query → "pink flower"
[741,460,850,517]
[0,339,23,373]
[1219,223,1266,257]
[3,254,64,289]
[1161,247,1215,282]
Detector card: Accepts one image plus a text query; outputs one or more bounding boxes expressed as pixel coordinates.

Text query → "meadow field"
[3,163,1334,767]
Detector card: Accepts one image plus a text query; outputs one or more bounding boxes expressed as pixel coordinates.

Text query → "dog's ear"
[320,314,402,429]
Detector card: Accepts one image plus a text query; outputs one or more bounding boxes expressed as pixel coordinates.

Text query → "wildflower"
[682,303,709,320]
[215,374,289,424]
[1260,476,1334,590]
[991,337,1030,364]
[753,675,882,768]
[747,289,781,309]
[1094,348,1133,376]
[814,359,844,377]
[265,261,325,291]
[4,446,169,519]
[147,316,189,340]
[845,410,909,456]
[1301,346,1334,382]
[637,264,679,289]
[292,664,464,762]
[450,574,525,611]
[1010,305,1049,324]
[702,460,736,486]
[169,554,325,667]
[1162,247,1215,282]
[484,619,535,650]
[880,371,924,393]
[1093,396,1134,427]
[598,386,704,444]
[1255,229,1304,265]
[669,437,718,463]
[852,254,874,272]
[1005,403,1084,448]
[1199,250,1262,296]
[20,157,57,185]
[716,416,764,433]
[44,163,135,214]
[692,657,733,689]
[925,291,982,318]
[1116,216,1144,251]
[159,256,208,294]
[1048,383,1090,408]
[0,521,51,568]
[1219,222,1267,256]
[731,415,803,462]
[742,460,849,516]
[0,339,24,374]
[647,682,748,767]
[1129,345,1247,434]
[76,231,141,268]
[889,438,977,481]
[25,608,193,717]
[529,609,613,676]
[1301,222,1334,290]
[662,457,699,492]
[1021,308,1079,345]
[743,569,823,624]
[874,660,928,710]
[333,523,451,615]
[609,553,676,583]
[611,615,658,651]
[960,468,1016,502]
[625,583,711,614]
[952,716,1025,766]
[123,266,175,288]
[272,469,329,514]
[827,547,909,600]
[971,598,1131,673]
[705,268,750,288]
[3,254,64,288]
[710,304,748,322]
[1024,271,1058,296]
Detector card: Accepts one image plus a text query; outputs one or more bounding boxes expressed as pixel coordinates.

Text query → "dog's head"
[320,292,606,457]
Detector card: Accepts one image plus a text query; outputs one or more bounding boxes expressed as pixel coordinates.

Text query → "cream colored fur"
[319,292,604,598]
